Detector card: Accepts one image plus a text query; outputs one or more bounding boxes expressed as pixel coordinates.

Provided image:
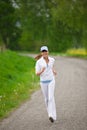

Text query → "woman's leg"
[48,79,56,120]
[40,82,49,114]
[40,81,56,121]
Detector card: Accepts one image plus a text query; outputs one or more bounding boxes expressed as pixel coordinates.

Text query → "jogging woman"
[35,46,57,123]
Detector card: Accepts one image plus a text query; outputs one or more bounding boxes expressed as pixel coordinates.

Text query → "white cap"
[40,46,48,51]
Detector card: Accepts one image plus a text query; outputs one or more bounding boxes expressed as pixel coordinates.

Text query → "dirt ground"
[0,56,87,130]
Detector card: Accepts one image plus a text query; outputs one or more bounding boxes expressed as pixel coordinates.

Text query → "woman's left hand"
[53,70,57,75]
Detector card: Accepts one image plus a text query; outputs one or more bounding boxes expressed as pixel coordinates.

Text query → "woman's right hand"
[41,67,46,73]
[36,67,46,76]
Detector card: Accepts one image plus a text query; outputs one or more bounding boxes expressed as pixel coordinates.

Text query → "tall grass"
[0,50,39,119]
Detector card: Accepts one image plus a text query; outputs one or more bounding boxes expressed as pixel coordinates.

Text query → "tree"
[0,0,86,51]
[18,0,87,51]
[50,0,87,49]
[0,0,21,49]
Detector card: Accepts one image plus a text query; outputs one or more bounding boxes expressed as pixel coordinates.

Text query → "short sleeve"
[35,61,40,74]
[51,57,55,66]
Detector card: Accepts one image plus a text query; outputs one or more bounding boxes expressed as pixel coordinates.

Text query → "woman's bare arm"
[36,67,46,76]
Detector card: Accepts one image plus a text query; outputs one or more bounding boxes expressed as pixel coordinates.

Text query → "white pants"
[40,79,56,120]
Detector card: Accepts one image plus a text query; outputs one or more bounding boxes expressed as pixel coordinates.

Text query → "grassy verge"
[65,48,87,59]
[0,50,39,120]
[51,48,87,59]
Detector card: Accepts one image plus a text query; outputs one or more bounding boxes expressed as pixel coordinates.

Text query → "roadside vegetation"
[0,50,39,120]
[51,48,87,59]
[65,48,87,59]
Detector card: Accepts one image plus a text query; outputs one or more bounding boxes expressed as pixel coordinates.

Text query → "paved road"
[0,56,87,130]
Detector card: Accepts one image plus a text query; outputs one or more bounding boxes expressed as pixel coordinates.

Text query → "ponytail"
[35,54,42,60]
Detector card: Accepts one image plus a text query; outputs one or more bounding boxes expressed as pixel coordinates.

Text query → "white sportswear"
[35,56,55,82]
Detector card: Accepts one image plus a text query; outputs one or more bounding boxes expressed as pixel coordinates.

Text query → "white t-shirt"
[35,56,55,82]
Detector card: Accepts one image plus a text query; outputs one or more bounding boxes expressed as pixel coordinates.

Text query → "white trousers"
[40,78,56,120]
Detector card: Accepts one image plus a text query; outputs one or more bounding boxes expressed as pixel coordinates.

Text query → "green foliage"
[0,0,21,49]
[0,50,39,119]
[50,0,87,49]
[17,0,87,51]
[0,0,87,51]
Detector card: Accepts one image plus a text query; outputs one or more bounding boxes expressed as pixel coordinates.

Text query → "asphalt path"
[0,55,87,130]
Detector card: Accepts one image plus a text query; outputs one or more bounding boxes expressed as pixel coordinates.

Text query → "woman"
[35,46,57,123]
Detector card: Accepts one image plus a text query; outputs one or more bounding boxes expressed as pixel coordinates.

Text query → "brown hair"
[35,54,42,60]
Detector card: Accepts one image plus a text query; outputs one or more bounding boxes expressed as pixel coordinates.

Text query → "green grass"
[0,50,39,120]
